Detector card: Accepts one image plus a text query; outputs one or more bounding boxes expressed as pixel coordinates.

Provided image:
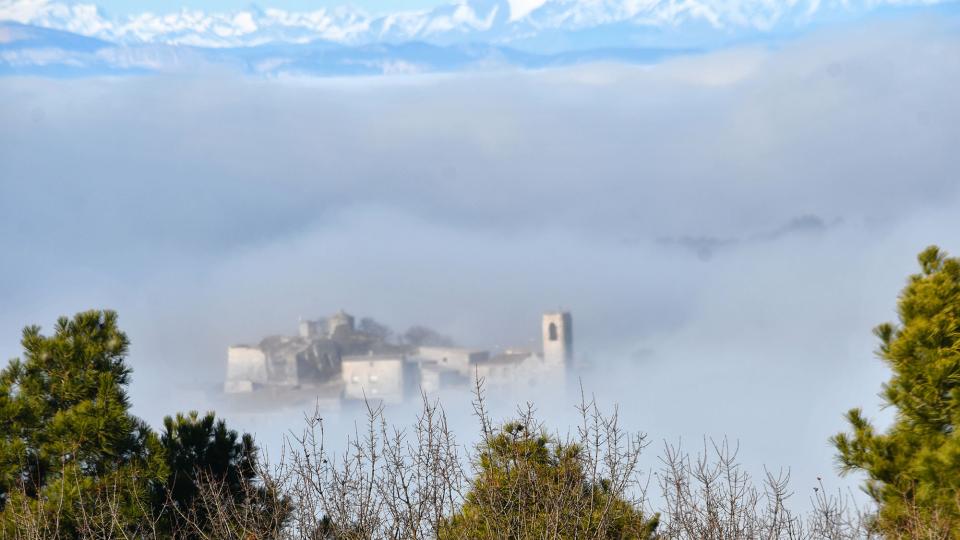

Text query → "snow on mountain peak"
[0,0,953,49]
[508,0,549,21]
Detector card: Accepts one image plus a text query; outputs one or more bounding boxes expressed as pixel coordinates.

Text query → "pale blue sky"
[95,0,445,15]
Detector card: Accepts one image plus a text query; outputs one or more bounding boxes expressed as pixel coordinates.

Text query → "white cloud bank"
[0,12,958,510]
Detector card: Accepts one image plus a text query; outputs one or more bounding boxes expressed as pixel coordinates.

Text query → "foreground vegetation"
[0,246,958,538]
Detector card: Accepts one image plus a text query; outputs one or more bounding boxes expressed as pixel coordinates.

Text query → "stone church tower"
[542,311,573,367]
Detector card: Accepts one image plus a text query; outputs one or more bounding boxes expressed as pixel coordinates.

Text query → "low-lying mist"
[1,12,959,509]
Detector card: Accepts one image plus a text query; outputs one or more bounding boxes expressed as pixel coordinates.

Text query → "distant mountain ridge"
[2,0,952,51]
[0,20,695,76]
[1,0,956,76]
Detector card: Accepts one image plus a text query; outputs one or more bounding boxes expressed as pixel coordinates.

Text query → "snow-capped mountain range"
[0,0,955,76]
[5,0,954,49]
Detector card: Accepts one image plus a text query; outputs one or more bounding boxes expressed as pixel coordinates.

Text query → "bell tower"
[542,311,573,367]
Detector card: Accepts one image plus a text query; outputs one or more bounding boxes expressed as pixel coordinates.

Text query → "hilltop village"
[224,310,573,403]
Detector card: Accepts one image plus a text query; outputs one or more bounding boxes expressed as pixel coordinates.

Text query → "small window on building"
[369,374,379,382]
[351,375,360,383]
[548,322,558,341]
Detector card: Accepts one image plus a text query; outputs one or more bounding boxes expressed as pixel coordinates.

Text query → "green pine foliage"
[0,310,167,535]
[440,422,658,539]
[160,410,270,534]
[833,246,960,534]
[0,310,263,537]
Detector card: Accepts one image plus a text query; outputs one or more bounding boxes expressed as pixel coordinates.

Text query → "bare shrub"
[1,464,161,539]
[656,439,875,540]
[258,379,656,539]
[275,392,465,539]
[167,468,289,539]
[437,383,656,539]
[12,379,956,539]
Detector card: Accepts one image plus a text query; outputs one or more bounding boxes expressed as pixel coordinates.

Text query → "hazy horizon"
[2,6,960,513]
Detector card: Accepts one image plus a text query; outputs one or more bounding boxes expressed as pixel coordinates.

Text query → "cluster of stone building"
[224,310,573,403]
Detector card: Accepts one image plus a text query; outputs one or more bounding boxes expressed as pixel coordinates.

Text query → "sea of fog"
[2,11,959,513]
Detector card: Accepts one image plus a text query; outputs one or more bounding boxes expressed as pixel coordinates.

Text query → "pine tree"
[0,310,271,536]
[833,246,960,533]
[0,310,167,534]
[441,422,658,539]
[160,410,269,534]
